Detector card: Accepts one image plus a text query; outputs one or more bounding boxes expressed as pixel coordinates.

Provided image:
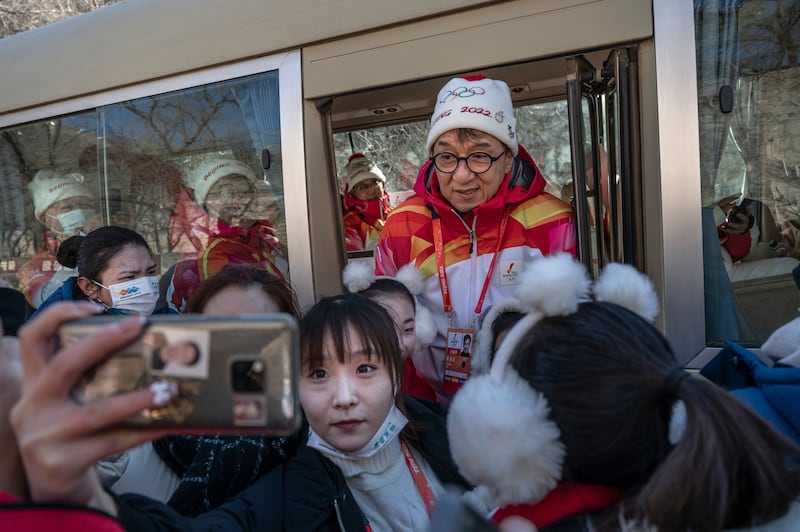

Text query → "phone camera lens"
[232,359,266,392]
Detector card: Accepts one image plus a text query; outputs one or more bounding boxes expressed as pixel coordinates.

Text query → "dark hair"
[56,226,151,301]
[359,278,415,312]
[490,310,524,359]
[300,294,404,408]
[510,301,800,530]
[185,263,300,319]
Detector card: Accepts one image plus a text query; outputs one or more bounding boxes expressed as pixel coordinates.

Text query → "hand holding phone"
[724,198,754,233]
[10,302,170,507]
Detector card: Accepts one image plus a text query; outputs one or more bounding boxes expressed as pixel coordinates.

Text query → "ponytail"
[629,376,800,530]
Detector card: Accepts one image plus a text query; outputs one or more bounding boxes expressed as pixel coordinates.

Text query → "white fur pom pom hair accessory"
[448,254,660,506]
[341,261,437,348]
[341,260,375,293]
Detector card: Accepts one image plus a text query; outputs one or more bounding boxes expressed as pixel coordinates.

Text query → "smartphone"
[726,198,754,230]
[733,198,753,216]
[60,313,300,435]
[428,489,498,532]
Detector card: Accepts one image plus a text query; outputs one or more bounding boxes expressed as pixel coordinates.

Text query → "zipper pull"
[469,230,475,255]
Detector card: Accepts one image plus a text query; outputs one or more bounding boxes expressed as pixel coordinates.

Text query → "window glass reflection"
[0,70,288,312]
[695,0,800,345]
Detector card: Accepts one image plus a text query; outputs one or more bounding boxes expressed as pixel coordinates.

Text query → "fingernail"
[117,314,146,331]
[76,301,105,313]
[150,380,178,405]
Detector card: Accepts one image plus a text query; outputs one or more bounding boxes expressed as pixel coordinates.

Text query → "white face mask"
[94,275,160,315]
[306,404,408,460]
[49,208,96,235]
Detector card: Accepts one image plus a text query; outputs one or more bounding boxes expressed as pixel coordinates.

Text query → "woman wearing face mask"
[341,153,393,252]
[32,225,173,318]
[17,169,100,309]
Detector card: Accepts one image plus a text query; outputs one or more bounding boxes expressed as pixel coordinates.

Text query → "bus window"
[333,100,572,259]
[334,122,428,208]
[696,0,800,345]
[0,69,290,310]
[516,100,571,193]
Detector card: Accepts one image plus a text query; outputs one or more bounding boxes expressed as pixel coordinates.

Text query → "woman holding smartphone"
[10,294,492,530]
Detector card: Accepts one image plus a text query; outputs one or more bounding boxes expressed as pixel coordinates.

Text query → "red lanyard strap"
[432,216,453,313]
[432,208,510,318]
[400,440,437,516]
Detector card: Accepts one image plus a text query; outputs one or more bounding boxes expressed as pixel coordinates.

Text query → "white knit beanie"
[426,75,518,156]
[343,153,386,192]
[186,157,258,207]
[29,169,93,222]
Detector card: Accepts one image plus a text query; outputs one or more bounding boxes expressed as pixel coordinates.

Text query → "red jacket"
[375,146,575,402]
[342,192,392,252]
[167,187,287,311]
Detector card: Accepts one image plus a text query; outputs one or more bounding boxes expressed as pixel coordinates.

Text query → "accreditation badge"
[443,327,475,394]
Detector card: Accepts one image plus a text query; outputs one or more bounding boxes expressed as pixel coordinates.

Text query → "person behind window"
[17,170,99,308]
[375,74,576,404]
[166,156,288,312]
[713,193,799,282]
[341,153,392,252]
[32,226,173,318]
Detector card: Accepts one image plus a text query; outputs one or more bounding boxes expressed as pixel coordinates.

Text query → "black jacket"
[115,396,469,531]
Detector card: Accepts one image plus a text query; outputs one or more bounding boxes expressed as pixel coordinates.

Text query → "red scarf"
[490,483,621,529]
[342,191,391,226]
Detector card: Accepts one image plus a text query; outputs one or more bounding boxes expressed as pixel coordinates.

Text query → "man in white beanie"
[166,155,287,311]
[341,153,392,251]
[375,75,576,403]
[17,170,99,308]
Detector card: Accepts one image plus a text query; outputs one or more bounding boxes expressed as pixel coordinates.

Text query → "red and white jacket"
[375,146,575,403]
[166,186,287,311]
[342,192,392,252]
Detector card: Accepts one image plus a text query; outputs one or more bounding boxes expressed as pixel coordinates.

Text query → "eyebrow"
[117,262,157,276]
[347,348,374,359]
[435,139,497,151]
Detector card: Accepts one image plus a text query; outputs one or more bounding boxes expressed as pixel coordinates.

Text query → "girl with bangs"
[281,293,476,531]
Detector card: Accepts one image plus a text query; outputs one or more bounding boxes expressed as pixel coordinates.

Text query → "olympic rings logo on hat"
[440,86,486,103]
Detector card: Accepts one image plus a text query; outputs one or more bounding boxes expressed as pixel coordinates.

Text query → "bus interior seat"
[740,199,778,262]
[729,200,800,341]
[731,274,800,342]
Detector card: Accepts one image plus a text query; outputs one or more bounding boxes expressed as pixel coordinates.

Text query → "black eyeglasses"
[430,151,508,174]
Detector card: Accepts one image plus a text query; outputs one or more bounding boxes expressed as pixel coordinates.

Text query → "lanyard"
[400,440,437,516]
[432,208,510,317]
